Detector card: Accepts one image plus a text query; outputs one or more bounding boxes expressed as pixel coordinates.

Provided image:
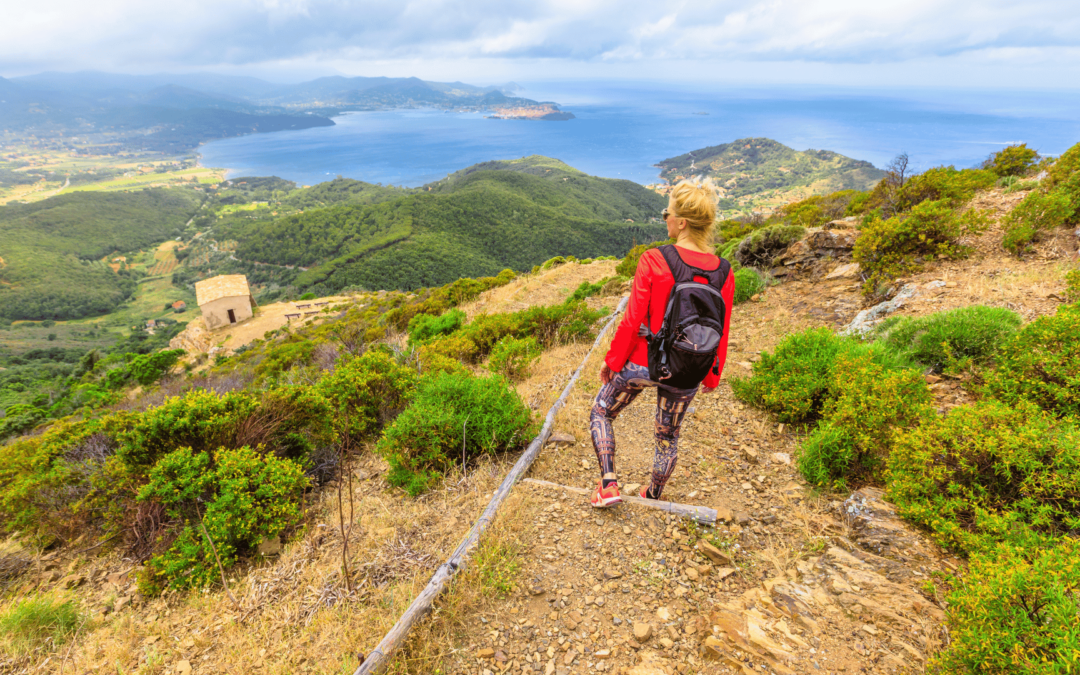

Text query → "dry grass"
[36,449,539,675]
[459,260,619,319]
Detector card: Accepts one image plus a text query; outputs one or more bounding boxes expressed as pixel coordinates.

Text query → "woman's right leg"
[589,365,646,483]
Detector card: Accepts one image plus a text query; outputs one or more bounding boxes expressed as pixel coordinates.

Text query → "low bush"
[888,400,1080,554]
[0,594,81,654]
[118,386,329,469]
[383,269,515,332]
[874,305,1022,373]
[314,350,417,442]
[983,305,1080,420]
[734,224,805,268]
[797,351,932,489]
[379,372,536,495]
[730,328,912,424]
[1002,189,1075,255]
[1002,178,1041,194]
[615,241,666,278]
[853,199,989,296]
[929,538,1080,675]
[779,191,857,229]
[407,308,465,346]
[983,143,1040,178]
[716,239,741,262]
[897,167,997,211]
[425,300,606,364]
[1046,141,1080,190]
[138,445,309,593]
[1066,268,1080,304]
[716,218,758,244]
[567,278,610,303]
[733,267,764,305]
[487,336,541,381]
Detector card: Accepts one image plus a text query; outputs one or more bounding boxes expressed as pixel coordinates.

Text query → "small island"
[486,103,576,121]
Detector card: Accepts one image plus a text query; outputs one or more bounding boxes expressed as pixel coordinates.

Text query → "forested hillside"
[0,189,204,320]
[218,157,667,293]
[658,137,884,201]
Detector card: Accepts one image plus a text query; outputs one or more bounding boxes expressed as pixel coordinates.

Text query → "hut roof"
[195,275,252,306]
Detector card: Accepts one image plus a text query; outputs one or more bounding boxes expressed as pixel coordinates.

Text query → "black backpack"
[638,245,731,389]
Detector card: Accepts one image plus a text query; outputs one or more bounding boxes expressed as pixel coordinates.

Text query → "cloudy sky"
[3,0,1079,87]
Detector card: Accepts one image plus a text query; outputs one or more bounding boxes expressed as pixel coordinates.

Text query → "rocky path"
[442,300,959,675]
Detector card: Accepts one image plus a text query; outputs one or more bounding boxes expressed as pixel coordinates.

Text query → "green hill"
[0,189,204,321]
[218,156,667,293]
[658,138,885,204]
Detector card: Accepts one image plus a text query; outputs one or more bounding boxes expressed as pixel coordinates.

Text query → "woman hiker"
[590,179,735,507]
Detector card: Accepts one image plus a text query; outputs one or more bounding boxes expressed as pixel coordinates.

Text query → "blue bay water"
[198,81,1080,187]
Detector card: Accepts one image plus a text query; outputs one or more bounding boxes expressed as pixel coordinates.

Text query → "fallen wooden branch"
[354,297,628,675]
[521,478,718,525]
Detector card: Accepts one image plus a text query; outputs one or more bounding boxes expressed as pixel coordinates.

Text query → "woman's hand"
[600,363,614,385]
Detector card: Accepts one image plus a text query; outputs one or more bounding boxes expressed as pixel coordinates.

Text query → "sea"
[197,81,1080,188]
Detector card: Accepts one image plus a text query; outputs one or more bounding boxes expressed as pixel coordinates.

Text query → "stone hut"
[195,275,256,330]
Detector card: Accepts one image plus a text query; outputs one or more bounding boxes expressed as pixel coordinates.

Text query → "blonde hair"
[669,177,717,249]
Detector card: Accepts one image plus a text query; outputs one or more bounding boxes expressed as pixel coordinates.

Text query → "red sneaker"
[590,478,622,508]
[640,484,658,500]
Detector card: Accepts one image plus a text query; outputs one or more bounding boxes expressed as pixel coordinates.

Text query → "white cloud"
[1,0,1077,86]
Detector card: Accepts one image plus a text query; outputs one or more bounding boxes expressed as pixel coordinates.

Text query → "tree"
[882,153,911,217]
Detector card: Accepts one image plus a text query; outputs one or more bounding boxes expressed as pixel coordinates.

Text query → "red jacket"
[605,246,734,389]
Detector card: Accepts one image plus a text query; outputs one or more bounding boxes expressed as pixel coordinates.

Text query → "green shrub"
[730,328,911,424]
[1002,189,1075,255]
[984,305,1080,420]
[1066,269,1080,304]
[1046,142,1080,190]
[733,267,764,305]
[138,445,309,592]
[599,275,629,297]
[487,336,541,381]
[382,269,515,332]
[929,539,1080,675]
[140,385,328,465]
[539,256,566,270]
[875,305,1022,373]
[379,372,536,495]
[716,239,741,262]
[407,309,466,346]
[0,403,46,440]
[615,241,666,278]
[314,350,417,441]
[898,167,997,211]
[888,400,1080,554]
[567,279,609,303]
[984,143,1040,178]
[427,300,606,364]
[853,199,988,296]
[797,351,932,489]
[1003,178,1041,194]
[0,595,81,654]
[779,191,857,229]
[797,423,855,489]
[717,218,757,245]
[734,224,805,268]
[299,292,316,300]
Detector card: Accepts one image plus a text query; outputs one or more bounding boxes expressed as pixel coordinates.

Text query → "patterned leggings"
[589,362,698,499]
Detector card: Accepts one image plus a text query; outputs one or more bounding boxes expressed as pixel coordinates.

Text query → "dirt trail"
[436,191,1078,675]
[436,283,956,675]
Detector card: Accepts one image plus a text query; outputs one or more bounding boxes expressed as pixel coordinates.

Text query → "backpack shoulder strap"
[658,244,695,283]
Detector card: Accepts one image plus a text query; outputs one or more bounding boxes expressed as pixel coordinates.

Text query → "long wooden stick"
[521,478,718,525]
[355,297,628,674]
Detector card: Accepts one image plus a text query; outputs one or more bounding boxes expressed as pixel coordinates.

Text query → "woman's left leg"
[644,385,698,500]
